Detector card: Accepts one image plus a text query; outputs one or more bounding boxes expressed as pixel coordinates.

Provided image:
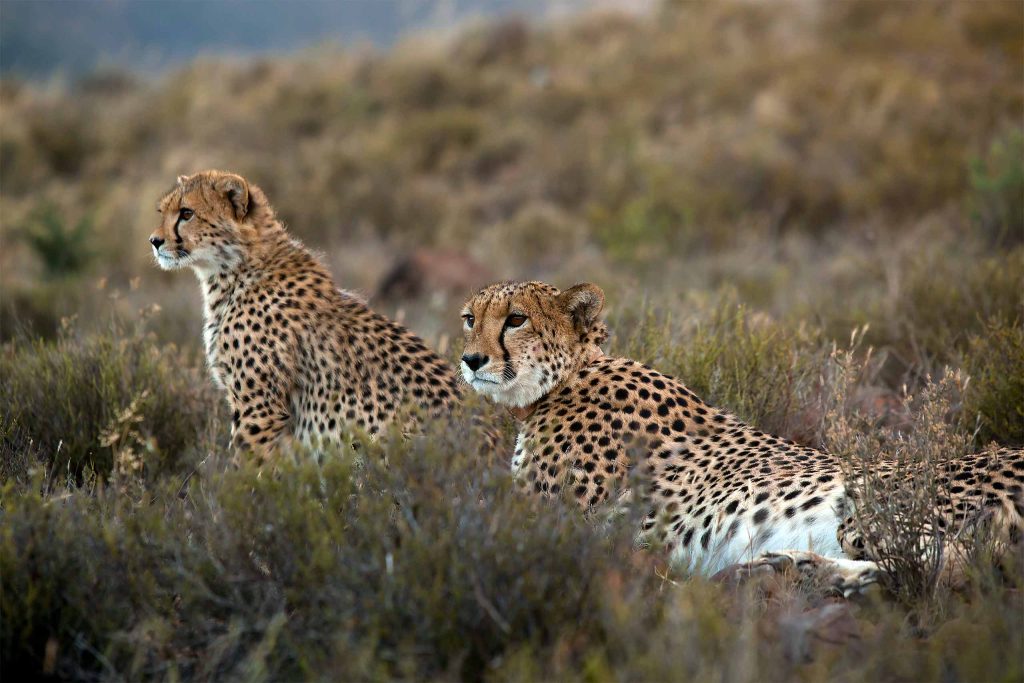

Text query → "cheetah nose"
[462,353,488,372]
[150,236,165,249]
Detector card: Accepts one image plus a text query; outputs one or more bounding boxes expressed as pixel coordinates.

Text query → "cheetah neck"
[508,345,604,422]
[198,266,244,312]
[196,261,246,363]
[193,228,291,298]
[196,231,323,353]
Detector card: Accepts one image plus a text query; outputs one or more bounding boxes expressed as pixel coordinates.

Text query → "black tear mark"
[498,321,516,382]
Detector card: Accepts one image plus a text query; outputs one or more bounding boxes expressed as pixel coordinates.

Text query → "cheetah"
[459,280,1024,593]
[149,170,460,455]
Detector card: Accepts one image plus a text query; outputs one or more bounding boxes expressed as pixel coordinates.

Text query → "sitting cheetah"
[459,280,1024,593]
[149,170,460,454]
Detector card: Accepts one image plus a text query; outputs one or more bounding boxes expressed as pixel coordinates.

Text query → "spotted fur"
[150,170,460,455]
[460,280,1024,581]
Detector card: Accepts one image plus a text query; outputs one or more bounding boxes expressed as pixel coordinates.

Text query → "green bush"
[22,204,95,279]
[963,318,1024,447]
[590,156,698,263]
[0,317,222,483]
[969,128,1024,247]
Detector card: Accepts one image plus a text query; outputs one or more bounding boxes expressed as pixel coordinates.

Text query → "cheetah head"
[150,170,274,275]
[459,281,608,408]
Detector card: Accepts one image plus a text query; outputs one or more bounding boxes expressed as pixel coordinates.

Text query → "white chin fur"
[154,253,187,271]
[156,246,231,277]
[460,363,480,387]
[463,362,547,408]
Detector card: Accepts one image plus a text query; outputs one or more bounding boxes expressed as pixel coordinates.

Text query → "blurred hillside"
[1,0,1022,364]
[0,0,580,78]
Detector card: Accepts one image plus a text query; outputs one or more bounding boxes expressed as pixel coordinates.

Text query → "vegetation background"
[1,1,1022,680]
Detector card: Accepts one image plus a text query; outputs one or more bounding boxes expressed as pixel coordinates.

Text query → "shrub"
[0,280,85,342]
[969,128,1024,247]
[22,204,95,279]
[0,314,222,483]
[590,157,699,263]
[829,370,975,604]
[834,241,1024,378]
[3,412,1023,681]
[820,349,1019,607]
[0,422,649,681]
[395,108,484,173]
[493,203,588,269]
[963,318,1024,447]
[26,109,97,177]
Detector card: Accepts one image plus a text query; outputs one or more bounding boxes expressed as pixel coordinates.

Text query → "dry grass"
[2,410,1022,682]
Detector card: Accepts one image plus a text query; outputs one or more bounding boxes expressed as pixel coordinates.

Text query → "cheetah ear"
[557,283,605,336]
[213,173,250,221]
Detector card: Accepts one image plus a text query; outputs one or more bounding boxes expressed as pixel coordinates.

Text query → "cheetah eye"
[179,208,194,221]
[506,314,528,327]
[462,314,475,329]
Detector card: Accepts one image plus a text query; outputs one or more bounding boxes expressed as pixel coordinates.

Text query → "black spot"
[800,496,823,511]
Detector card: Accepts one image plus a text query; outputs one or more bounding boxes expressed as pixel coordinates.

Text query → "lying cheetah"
[150,170,459,455]
[459,280,1024,593]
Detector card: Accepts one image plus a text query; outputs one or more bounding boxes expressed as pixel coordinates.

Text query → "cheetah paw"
[755,550,881,598]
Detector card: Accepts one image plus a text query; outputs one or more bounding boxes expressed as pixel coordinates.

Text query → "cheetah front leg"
[230,405,293,462]
[228,378,295,462]
[723,550,882,598]
[222,339,299,462]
